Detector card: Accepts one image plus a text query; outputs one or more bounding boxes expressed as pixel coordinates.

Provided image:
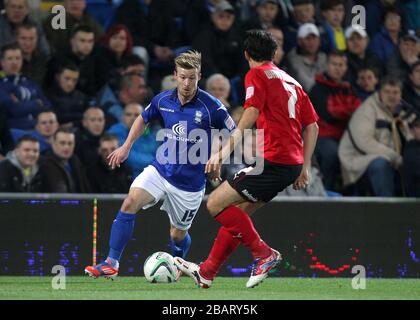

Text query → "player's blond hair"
[174,51,201,71]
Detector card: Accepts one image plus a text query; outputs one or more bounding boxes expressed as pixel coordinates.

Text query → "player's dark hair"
[244,29,278,62]
[0,43,21,60]
[15,135,39,148]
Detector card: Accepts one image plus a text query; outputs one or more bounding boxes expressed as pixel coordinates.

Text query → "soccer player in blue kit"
[84,51,236,279]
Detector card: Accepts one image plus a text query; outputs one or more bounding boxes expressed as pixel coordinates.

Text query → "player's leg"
[169,226,191,259]
[85,165,165,279]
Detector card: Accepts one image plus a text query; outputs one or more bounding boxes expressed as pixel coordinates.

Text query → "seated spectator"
[0,43,51,130]
[16,22,50,86]
[369,6,402,63]
[108,103,159,177]
[193,1,246,79]
[242,0,283,32]
[87,134,132,193]
[403,61,420,113]
[267,26,285,67]
[0,135,45,192]
[309,50,361,191]
[403,115,420,197]
[319,0,346,52]
[46,62,91,128]
[160,74,177,92]
[386,31,420,80]
[206,73,233,108]
[74,107,105,167]
[96,24,134,87]
[353,66,379,101]
[0,0,50,55]
[43,0,103,54]
[101,73,148,126]
[0,103,13,160]
[10,110,59,153]
[339,77,413,197]
[283,0,317,53]
[344,25,383,84]
[285,23,327,92]
[46,25,99,96]
[40,128,91,193]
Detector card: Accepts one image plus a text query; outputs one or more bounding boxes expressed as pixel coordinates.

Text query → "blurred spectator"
[101,73,148,126]
[0,0,50,55]
[309,50,361,191]
[386,31,420,80]
[46,62,91,128]
[339,77,413,196]
[403,115,420,197]
[96,24,134,86]
[206,73,233,108]
[46,25,99,96]
[41,128,91,193]
[74,106,105,166]
[160,74,177,92]
[353,66,379,101]
[344,25,383,85]
[319,0,346,52]
[0,43,51,130]
[369,6,402,63]
[87,134,132,193]
[267,26,285,67]
[43,0,103,54]
[108,103,159,177]
[285,23,327,92]
[0,135,45,192]
[403,61,420,113]
[10,110,59,153]
[193,1,246,79]
[16,22,49,86]
[242,0,283,32]
[283,0,316,53]
[0,103,13,160]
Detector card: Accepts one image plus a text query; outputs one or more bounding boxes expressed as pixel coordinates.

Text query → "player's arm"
[293,122,319,190]
[107,115,147,169]
[205,107,259,174]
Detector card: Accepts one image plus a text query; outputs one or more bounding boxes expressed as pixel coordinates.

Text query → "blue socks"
[107,211,136,266]
[170,233,192,258]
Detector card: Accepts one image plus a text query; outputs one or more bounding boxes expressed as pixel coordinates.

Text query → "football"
[143,251,178,283]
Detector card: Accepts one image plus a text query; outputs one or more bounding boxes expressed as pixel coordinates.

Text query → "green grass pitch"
[0,276,419,300]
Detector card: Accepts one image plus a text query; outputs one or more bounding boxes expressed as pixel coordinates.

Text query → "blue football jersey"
[141,88,236,192]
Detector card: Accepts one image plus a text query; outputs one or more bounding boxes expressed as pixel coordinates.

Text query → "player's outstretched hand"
[205,153,221,177]
[293,166,311,190]
[107,144,130,169]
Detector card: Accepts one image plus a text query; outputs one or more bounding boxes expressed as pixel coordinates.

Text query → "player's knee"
[121,195,139,213]
[170,228,186,242]
[206,195,220,216]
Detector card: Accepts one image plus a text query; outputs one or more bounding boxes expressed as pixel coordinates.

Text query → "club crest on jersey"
[194,110,203,124]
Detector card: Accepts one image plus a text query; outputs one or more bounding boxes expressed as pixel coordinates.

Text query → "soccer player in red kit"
[175,30,319,288]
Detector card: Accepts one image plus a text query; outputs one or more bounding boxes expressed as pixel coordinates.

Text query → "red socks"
[199,227,240,280]
[200,205,271,280]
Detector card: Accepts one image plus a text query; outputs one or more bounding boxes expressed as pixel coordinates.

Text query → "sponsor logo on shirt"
[194,110,203,124]
[160,107,175,113]
[245,86,254,100]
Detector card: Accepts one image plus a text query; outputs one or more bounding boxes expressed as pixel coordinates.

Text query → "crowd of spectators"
[0,0,419,197]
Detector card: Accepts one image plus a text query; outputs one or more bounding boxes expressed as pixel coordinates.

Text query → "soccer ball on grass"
[143,251,178,283]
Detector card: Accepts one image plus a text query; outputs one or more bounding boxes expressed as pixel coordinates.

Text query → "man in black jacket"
[40,128,91,193]
[87,134,132,193]
[0,135,45,192]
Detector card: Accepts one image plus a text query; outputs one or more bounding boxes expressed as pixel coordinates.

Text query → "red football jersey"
[243,62,319,165]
